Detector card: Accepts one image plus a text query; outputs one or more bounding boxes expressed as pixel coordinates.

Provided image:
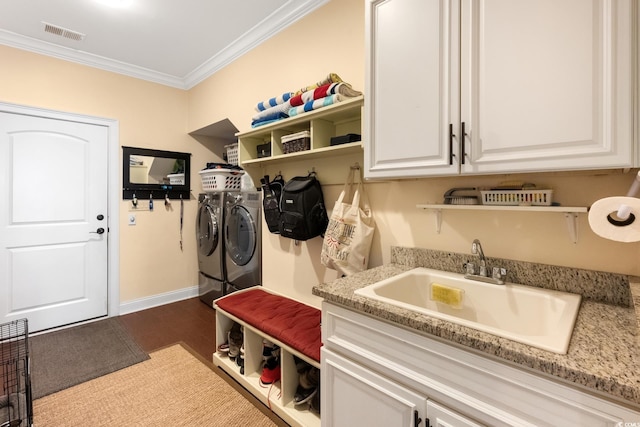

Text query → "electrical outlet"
[128,214,136,226]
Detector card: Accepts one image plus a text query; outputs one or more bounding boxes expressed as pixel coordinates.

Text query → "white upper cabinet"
[365,0,636,179]
[365,0,460,178]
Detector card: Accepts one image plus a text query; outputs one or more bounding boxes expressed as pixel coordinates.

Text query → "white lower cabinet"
[323,349,482,427]
[322,349,428,427]
[322,302,640,427]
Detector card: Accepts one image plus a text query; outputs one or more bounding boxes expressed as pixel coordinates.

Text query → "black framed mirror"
[122,146,191,200]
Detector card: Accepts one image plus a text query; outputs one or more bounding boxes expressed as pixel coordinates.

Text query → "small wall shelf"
[237,96,364,186]
[417,204,589,243]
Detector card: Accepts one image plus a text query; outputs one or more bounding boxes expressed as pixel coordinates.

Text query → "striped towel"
[288,94,346,117]
[255,92,294,112]
[290,82,362,107]
[295,73,344,95]
[252,101,291,122]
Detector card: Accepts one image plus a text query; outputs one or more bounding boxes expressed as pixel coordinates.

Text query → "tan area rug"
[33,344,280,426]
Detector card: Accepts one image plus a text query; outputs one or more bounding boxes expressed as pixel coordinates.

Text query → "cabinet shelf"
[417,204,588,243]
[241,141,362,168]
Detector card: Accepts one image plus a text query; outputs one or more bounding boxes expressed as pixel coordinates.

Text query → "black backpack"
[260,174,285,234]
[278,173,328,241]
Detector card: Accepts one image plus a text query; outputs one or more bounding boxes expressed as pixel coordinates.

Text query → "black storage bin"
[256,143,271,158]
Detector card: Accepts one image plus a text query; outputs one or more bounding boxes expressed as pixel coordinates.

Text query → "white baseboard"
[118,285,199,315]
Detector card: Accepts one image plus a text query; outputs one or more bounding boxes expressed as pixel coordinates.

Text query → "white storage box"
[167,173,185,185]
[199,168,244,191]
[480,189,553,206]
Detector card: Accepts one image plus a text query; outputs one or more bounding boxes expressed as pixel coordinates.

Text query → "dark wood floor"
[119,297,289,427]
[119,297,217,360]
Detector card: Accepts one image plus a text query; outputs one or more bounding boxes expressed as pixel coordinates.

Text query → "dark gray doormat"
[30,317,149,399]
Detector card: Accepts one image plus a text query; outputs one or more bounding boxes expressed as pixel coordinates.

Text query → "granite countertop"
[313,264,640,408]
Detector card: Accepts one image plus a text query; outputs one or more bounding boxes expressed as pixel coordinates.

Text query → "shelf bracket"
[434,209,442,234]
[564,212,579,244]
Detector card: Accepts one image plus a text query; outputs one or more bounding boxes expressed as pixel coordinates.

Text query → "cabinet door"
[427,400,485,427]
[365,0,460,179]
[460,0,634,174]
[322,349,428,427]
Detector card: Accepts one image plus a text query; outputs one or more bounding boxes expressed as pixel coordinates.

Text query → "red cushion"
[215,288,321,362]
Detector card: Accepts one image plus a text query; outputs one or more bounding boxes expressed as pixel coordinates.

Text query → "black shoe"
[228,322,243,361]
[294,384,317,405]
[309,382,320,414]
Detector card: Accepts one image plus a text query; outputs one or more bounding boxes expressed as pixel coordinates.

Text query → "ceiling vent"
[42,22,86,41]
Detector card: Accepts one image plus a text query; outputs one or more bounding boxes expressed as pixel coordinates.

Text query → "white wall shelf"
[237,96,363,186]
[417,204,589,244]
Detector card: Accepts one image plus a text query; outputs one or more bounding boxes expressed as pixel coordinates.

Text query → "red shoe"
[260,365,281,386]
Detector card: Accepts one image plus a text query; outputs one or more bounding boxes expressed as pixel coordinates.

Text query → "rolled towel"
[252,100,292,122]
[255,92,294,112]
[290,82,362,107]
[295,73,344,95]
[288,94,346,117]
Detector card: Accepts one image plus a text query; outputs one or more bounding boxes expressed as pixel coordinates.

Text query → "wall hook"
[132,193,138,208]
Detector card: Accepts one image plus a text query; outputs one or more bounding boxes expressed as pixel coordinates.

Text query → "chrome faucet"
[464,239,507,285]
[471,239,487,277]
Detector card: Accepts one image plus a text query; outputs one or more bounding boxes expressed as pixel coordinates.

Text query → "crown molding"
[183,0,329,89]
[0,0,329,90]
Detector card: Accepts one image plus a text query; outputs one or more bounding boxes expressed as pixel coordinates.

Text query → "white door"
[0,109,109,332]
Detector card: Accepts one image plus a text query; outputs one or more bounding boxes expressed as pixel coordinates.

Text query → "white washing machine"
[196,192,226,305]
[224,190,262,293]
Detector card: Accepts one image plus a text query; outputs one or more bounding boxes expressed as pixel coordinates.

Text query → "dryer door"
[225,204,256,267]
[197,203,220,257]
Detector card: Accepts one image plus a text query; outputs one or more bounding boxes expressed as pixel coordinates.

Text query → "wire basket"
[1,319,33,427]
[225,143,239,166]
[281,131,311,154]
[199,169,244,191]
[480,189,553,206]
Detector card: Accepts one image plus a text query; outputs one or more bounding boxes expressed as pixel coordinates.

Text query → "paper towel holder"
[610,171,640,224]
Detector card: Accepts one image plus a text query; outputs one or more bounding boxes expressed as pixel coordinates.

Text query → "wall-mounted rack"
[417,204,589,243]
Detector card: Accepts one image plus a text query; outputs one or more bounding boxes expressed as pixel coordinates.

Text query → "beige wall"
[0,44,220,302]
[2,0,638,308]
[189,0,640,307]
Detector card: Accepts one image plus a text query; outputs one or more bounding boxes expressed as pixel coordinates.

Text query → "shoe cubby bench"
[213,287,321,427]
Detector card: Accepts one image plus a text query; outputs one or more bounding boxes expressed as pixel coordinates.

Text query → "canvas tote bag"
[321,166,375,276]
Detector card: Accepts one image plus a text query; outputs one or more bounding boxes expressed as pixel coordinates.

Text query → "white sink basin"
[354,267,582,354]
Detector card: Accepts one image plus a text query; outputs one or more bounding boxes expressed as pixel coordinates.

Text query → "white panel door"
[460,0,634,174]
[0,110,109,332]
[365,0,461,179]
[322,349,428,427]
[427,400,484,427]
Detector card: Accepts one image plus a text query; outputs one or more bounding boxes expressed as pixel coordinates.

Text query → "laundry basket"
[0,319,33,427]
[199,169,244,191]
[225,143,239,166]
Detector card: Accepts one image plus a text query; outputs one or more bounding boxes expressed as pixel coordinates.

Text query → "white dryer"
[224,190,262,293]
[196,192,226,305]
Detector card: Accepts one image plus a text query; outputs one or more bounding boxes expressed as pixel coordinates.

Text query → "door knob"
[91,227,105,234]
